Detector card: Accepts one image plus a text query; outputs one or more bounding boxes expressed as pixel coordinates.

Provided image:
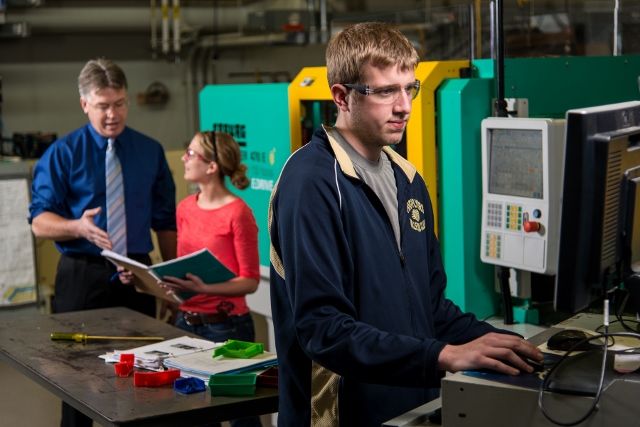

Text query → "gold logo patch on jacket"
[407,199,426,232]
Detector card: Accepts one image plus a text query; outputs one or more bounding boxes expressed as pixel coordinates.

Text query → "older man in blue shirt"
[30,58,177,314]
[29,58,177,427]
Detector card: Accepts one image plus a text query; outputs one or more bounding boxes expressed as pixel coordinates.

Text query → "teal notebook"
[150,249,235,299]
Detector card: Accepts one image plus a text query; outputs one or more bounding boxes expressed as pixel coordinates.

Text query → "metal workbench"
[0,306,278,426]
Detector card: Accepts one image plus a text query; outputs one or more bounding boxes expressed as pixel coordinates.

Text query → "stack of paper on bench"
[164,349,278,381]
[100,336,219,371]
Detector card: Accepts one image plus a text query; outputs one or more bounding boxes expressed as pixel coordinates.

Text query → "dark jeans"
[175,312,262,427]
[55,252,156,427]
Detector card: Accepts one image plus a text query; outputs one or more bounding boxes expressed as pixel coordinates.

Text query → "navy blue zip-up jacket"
[269,127,500,426]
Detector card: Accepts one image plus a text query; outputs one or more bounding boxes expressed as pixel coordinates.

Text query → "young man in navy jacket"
[269,22,542,426]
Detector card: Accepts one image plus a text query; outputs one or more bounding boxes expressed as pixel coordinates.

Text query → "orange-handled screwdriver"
[50,332,164,343]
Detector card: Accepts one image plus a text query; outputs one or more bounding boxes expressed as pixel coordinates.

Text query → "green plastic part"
[213,340,264,359]
[209,373,257,396]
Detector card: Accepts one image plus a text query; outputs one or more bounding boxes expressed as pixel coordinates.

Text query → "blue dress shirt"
[29,123,177,256]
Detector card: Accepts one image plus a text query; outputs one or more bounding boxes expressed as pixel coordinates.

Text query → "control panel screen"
[488,128,543,199]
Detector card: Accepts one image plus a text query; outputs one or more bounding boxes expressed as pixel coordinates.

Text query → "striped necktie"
[106,138,127,255]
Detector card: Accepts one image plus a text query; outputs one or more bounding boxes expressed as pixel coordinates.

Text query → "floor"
[0,358,62,426]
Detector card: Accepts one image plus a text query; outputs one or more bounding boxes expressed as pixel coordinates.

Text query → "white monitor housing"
[480,117,565,274]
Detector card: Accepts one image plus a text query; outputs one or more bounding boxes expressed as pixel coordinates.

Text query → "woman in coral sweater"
[162,131,261,427]
[162,130,260,350]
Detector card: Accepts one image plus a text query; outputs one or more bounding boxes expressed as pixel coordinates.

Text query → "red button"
[523,221,540,232]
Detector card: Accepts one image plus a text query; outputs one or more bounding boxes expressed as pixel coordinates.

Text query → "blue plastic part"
[174,377,206,394]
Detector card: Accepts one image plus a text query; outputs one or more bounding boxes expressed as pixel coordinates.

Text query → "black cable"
[619,317,640,332]
[594,322,618,347]
[614,288,640,332]
[538,333,607,426]
[537,331,640,426]
[498,267,514,325]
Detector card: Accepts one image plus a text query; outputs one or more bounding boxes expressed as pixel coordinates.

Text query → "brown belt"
[182,311,229,326]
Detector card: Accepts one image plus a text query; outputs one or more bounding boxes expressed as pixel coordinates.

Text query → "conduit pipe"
[150,0,158,55]
[197,31,289,48]
[319,0,327,43]
[8,6,253,33]
[161,0,169,55]
[172,0,181,56]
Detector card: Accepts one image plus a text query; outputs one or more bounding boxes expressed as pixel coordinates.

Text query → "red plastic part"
[119,353,135,364]
[133,369,181,387]
[256,366,278,388]
[114,362,134,377]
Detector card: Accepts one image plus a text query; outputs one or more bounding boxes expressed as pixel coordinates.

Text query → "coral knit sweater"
[176,194,259,315]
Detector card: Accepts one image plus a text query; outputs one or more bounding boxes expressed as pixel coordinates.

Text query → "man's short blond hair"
[326,22,420,86]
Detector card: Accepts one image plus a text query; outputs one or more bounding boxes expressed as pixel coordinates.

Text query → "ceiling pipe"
[468,2,475,61]
[197,31,289,48]
[172,0,181,56]
[8,6,256,33]
[150,0,158,57]
[319,0,327,43]
[161,0,170,55]
[306,0,317,44]
[613,0,621,55]
[489,0,495,59]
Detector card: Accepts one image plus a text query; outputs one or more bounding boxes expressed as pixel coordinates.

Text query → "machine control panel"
[480,117,565,274]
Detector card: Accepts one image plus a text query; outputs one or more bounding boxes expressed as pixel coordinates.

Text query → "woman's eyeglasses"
[184,148,212,162]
